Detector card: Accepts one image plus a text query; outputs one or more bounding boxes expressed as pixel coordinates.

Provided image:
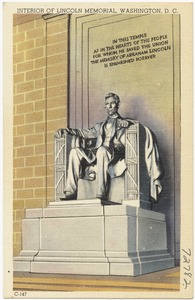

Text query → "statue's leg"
[65,148,86,197]
[96,146,112,199]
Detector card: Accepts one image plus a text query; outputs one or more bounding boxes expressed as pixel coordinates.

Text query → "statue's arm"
[54,128,73,139]
[54,126,97,139]
[116,119,136,146]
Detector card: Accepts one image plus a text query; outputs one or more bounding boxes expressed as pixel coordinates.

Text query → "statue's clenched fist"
[117,119,129,130]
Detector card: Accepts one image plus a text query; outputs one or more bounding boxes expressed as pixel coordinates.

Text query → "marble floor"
[13,266,180,292]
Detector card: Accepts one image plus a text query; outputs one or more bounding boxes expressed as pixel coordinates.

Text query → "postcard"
[3,1,193,299]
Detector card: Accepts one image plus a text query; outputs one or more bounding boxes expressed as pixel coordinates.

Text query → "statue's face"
[105,97,118,116]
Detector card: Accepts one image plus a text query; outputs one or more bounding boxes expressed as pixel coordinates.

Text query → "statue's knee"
[96,146,107,158]
[97,146,104,155]
[69,147,80,158]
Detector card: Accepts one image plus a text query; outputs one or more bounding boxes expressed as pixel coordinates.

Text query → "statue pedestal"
[14,200,174,276]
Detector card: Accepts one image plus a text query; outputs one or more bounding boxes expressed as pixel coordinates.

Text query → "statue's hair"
[105,92,120,104]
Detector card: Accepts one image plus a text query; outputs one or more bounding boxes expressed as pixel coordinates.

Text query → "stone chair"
[55,121,151,209]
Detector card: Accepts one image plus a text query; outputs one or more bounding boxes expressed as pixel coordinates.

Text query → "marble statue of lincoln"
[55,92,162,204]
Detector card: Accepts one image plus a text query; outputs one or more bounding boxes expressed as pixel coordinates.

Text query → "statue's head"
[104,92,120,116]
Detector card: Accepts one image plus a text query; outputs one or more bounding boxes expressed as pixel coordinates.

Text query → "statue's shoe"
[60,192,77,200]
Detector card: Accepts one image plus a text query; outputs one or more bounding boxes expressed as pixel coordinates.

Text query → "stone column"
[42,14,69,205]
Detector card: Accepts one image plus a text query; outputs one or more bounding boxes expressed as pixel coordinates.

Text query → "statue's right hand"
[54,128,77,138]
[54,128,69,139]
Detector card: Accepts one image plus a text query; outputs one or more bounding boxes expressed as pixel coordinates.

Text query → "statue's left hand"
[117,120,129,130]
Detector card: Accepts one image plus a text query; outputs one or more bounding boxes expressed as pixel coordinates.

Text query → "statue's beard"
[107,107,118,116]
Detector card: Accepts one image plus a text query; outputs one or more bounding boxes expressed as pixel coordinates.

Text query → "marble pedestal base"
[14,200,174,276]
